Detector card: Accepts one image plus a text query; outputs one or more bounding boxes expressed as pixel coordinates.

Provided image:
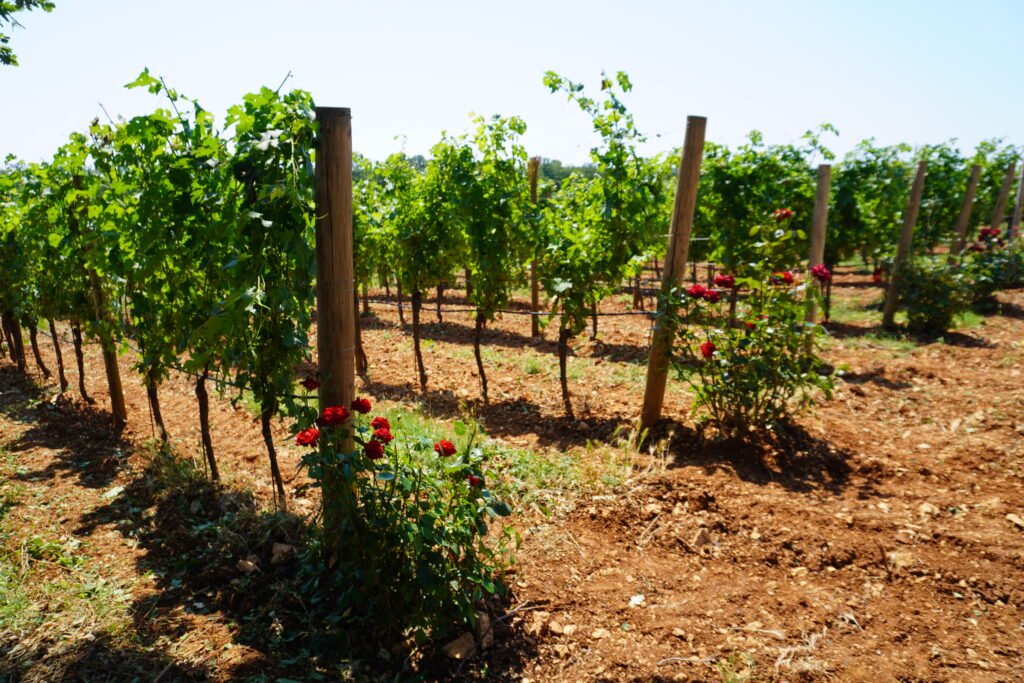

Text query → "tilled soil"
[1,270,1022,681]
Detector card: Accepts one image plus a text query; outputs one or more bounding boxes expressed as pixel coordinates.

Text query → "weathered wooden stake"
[806,164,831,325]
[950,164,981,259]
[1010,164,1024,241]
[640,115,707,429]
[989,163,1016,232]
[882,161,927,329]
[315,107,357,557]
[314,107,356,438]
[528,156,541,338]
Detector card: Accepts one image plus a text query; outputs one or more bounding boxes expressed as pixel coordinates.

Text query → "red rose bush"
[663,209,833,438]
[293,397,514,641]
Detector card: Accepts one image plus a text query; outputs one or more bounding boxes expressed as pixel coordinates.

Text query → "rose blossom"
[713,274,736,289]
[434,439,457,457]
[295,428,319,447]
[364,440,384,460]
[317,405,350,426]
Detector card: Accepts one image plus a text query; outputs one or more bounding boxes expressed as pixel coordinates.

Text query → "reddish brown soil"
[2,269,1023,681]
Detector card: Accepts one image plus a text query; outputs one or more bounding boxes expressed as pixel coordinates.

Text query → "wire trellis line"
[363,298,656,318]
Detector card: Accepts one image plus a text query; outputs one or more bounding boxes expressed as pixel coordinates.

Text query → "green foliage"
[897,258,972,334]
[962,231,1024,304]
[297,407,515,642]
[914,142,967,250]
[540,70,666,335]
[829,139,911,267]
[696,126,835,271]
[0,0,54,66]
[459,115,532,319]
[667,224,832,438]
[971,139,1021,229]
[223,85,317,419]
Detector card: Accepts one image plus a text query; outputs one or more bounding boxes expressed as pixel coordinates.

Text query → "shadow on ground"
[364,378,634,450]
[649,420,868,496]
[1,360,536,681]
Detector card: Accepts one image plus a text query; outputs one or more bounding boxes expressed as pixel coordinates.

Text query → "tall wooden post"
[315,107,356,435]
[528,156,542,338]
[950,164,981,258]
[989,163,1016,232]
[882,161,927,329]
[71,176,127,428]
[640,116,707,429]
[1010,164,1024,241]
[806,164,831,325]
[315,107,356,559]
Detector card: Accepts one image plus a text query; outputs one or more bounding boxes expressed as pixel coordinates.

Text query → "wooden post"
[640,115,707,429]
[882,161,927,329]
[989,163,1016,232]
[950,164,981,258]
[806,164,831,325]
[528,156,541,338]
[315,107,356,559]
[1010,164,1024,241]
[315,107,356,436]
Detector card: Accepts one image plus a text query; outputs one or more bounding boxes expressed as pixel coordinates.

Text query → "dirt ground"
[1,268,1023,681]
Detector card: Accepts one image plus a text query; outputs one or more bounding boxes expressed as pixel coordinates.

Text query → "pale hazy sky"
[2,0,1022,164]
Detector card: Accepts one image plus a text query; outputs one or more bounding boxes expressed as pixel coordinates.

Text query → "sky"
[2,0,1023,165]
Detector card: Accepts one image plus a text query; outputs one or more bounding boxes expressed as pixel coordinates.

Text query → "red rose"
[434,439,457,457]
[703,289,721,303]
[713,274,736,289]
[299,377,320,391]
[700,341,716,359]
[687,283,707,298]
[370,416,390,430]
[351,397,372,414]
[317,405,349,426]
[364,440,384,460]
[295,427,320,447]
[467,474,483,488]
[810,264,831,283]
[772,208,794,221]
[373,428,394,444]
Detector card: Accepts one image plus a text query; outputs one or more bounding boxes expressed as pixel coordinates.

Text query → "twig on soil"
[494,599,551,628]
[638,512,662,546]
[564,531,584,556]
[152,660,175,682]
[656,655,717,667]
[876,540,894,581]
